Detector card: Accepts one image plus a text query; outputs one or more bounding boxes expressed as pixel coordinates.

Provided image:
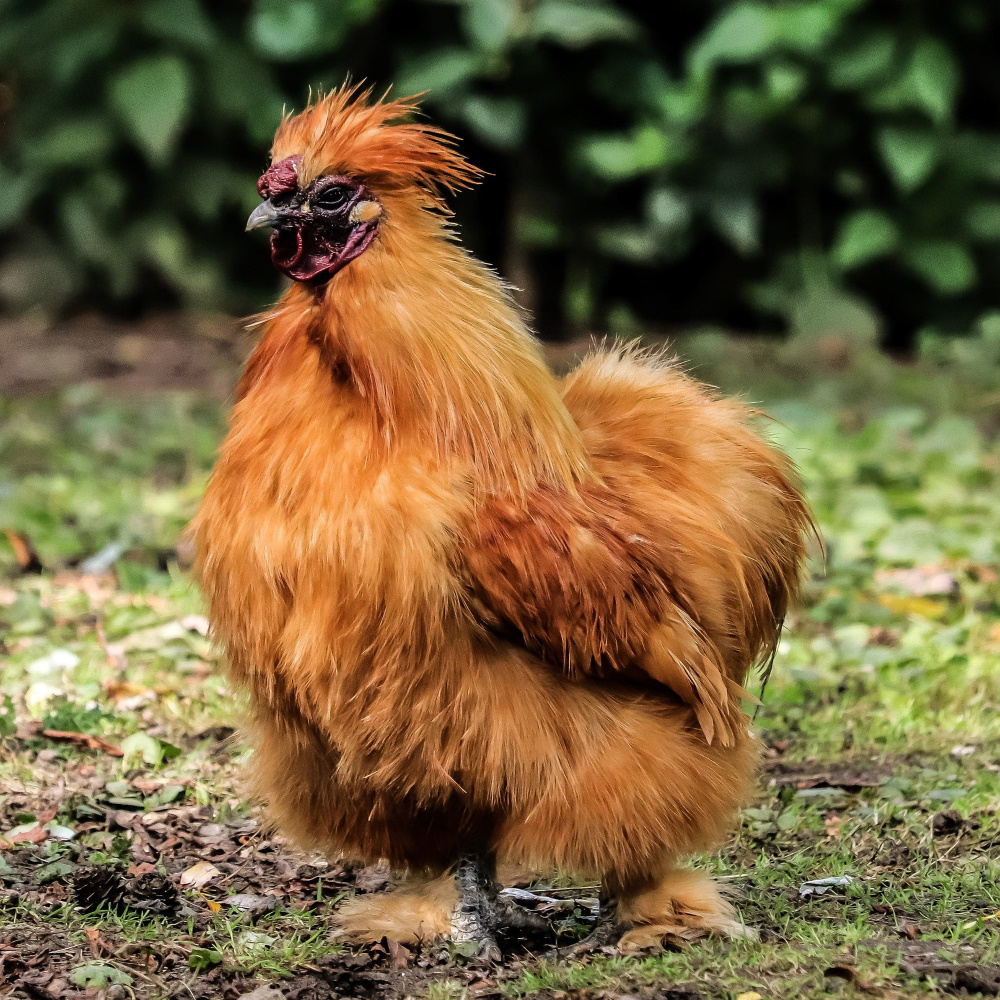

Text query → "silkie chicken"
[191,85,813,957]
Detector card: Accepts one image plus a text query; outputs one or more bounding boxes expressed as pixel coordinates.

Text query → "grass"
[2,333,1000,997]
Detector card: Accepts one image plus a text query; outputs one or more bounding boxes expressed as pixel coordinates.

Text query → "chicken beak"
[246,200,281,232]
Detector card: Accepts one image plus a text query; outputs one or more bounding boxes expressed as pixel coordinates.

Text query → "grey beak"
[246,199,280,232]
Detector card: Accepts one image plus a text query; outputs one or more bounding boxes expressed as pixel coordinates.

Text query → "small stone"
[224,894,278,913]
[239,987,285,1000]
[932,810,965,837]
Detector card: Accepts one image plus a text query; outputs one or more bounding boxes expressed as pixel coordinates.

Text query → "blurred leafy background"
[3,0,1000,348]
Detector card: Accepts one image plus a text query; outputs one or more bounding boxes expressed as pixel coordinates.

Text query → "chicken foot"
[450,852,554,961]
[451,852,502,962]
[549,892,625,957]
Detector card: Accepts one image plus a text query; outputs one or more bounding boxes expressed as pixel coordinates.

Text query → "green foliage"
[41,696,111,735]
[109,56,192,165]
[69,965,133,988]
[120,731,182,767]
[188,946,223,971]
[0,694,15,737]
[1,0,1000,339]
[0,386,222,564]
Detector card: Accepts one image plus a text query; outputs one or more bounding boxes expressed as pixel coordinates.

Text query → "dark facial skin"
[246,156,382,283]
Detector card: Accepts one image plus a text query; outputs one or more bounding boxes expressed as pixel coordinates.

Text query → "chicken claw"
[548,895,625,958]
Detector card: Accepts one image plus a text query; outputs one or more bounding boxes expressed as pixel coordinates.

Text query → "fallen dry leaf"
[0,823,48,849]
[877,593,946,619]
[4,529,42,572]
[103,680,157,708]
[875,565,958,597]
[180,861,220,889]
[83,926,112,959]
[386,938,411,967]
[41,730,123,756]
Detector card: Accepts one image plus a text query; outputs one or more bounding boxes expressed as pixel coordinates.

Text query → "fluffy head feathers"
[270,84,484,196]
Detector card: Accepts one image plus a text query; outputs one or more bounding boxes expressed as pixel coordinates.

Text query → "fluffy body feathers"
[192,87,812,943]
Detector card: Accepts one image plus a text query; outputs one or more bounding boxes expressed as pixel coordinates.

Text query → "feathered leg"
[556,864,756,956]
[335,853,552,957]
[614,865,757,953]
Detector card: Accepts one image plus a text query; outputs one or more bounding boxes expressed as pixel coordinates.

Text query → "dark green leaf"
[867,39,960,123]
[141,0,216,49]
[204,45,285,142]
[594,223,658,262]
[690,2,776,71]
[833,210,899,270]
[909,38,959,123]
[766,63,807,103]
[396,48,479,95]
[517,214,561,248]
[950,132,1000,183]
[249,0,342,60]
[647,188,692,237]
[188,947,223,971]
[579,126,668,180]
[157,784,186,804]
[905,240,976,295]
[60,194,110,265]
[708,193,760,255]
[42,697,111,735]
[875,127,939,192]
[532,0,637,49]
[773,2,840,54]
[26,121,114,172]
[0,168,35,230]
[965,201,1000,242]
[460,95,525,149]
[109,56,191,165]
[828,29,896,89]
[36,860,75,884]
[49,25,122,86]
[461,0,517,51]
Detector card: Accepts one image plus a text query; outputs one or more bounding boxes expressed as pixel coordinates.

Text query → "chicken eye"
[315,185,350,211]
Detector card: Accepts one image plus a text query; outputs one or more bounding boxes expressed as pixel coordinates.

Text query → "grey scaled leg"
[550,890,625,957]
[451,852,502,963]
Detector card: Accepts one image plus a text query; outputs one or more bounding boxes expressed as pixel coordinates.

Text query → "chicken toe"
[548,894,625,958]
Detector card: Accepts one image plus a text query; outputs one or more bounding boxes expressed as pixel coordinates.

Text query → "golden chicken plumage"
[191,85,813,953]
